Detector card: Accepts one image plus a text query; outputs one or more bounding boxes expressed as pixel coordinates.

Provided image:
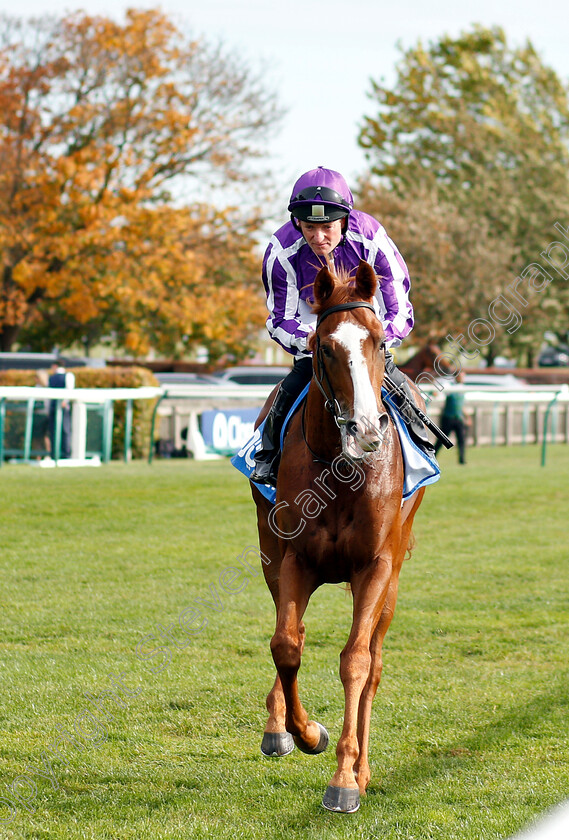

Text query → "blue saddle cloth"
[230,385,440,505]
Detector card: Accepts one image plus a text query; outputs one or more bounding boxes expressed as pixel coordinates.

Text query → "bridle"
[312,301,386,429]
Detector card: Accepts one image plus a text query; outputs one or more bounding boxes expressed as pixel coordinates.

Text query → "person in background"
[250,165,433,487]
[48,363,75,459]
[434,371,469,464]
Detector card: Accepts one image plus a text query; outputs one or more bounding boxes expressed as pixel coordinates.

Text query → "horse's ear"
[354,260,377,301]
[313,266,336,306]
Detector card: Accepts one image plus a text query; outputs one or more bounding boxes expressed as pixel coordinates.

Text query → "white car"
[155,372,224,386]
[213,366,292,386]
[463,373,528,389]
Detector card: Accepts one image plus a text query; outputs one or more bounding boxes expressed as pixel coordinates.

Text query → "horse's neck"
[304,383,343,455]
[401,351,435,379]
[406,360,423,377]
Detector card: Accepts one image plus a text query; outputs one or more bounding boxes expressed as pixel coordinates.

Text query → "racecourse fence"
[441,388,569,446]
[0,385,161,466]
[153,384,569,460]
[1,383,567,465]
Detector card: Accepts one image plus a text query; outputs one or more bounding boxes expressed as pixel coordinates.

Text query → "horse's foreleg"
[353,501,422,791]
[353,576,399,794]
[265,612,307,723]
[261,619,306,757]
[254,492,296,756]
[270,553,326,754]
[323,558,394,813]
[261,674,294,757]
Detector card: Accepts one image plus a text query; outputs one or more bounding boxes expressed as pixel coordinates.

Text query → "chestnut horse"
[251,261,426,813]
[399,343,453,381]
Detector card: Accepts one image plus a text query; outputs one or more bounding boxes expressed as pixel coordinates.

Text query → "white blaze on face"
[329,321,380,434]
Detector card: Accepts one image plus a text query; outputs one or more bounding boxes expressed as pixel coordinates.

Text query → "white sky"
[2,0,569,214]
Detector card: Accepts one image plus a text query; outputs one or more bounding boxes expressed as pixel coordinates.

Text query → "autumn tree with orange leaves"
[0,9,281,359]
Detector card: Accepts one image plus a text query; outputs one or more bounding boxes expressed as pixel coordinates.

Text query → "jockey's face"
[299,219,344,258]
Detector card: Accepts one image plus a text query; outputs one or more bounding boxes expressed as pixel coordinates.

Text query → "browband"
[316,301,376,329]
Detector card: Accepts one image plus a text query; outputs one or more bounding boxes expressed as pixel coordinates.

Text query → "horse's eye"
[321,345,333,358]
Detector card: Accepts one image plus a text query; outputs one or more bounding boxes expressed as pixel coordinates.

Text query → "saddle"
[231,386,440,505]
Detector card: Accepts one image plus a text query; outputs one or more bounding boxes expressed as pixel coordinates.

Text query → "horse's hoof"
[322,785,360,813]
[260,731,294,757]
[294,722,329,755]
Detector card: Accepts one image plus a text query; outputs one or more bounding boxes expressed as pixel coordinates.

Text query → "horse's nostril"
[346,421,358,437]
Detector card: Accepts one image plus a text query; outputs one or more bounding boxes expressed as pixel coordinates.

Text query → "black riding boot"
[250,385,295,487]
[384,355,435,455]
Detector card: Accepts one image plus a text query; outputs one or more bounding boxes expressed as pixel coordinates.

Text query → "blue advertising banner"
[200,407,260,455]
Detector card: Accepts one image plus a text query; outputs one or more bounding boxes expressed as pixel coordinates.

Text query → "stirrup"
[410,430,435,458]
[250,386,292,486]
[250,454,279,487]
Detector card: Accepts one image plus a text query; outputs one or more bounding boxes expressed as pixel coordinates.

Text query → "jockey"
[250,165,434,487]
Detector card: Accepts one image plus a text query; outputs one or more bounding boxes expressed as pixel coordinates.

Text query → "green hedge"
[0,366,159,460]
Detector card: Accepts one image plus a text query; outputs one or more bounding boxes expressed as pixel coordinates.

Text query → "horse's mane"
[310,267,374,316]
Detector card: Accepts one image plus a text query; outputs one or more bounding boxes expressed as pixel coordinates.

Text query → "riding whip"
[383,374,454,450]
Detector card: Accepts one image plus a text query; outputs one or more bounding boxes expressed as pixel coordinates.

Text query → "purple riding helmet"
[288,166,354,225]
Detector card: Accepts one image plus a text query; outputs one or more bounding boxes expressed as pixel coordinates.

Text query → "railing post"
[521,402,529,445]
[491,402,499,446]
[504,404,511,446]
[53,400,63,464]
[124,399,133,462]
[541,388,565,466]
[23,398,35,462]
[71,401,87,460]
[102,400,114,463]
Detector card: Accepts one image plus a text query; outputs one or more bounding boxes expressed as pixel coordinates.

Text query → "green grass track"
[0,445,568,839]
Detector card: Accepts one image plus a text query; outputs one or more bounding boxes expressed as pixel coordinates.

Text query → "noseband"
[313,301,385,427]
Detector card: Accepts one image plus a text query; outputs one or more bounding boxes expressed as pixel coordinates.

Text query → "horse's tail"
[405,530,416,562]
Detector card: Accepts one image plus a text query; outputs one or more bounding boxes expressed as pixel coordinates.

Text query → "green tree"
[358,184,513,359]
[359,25,569,365]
